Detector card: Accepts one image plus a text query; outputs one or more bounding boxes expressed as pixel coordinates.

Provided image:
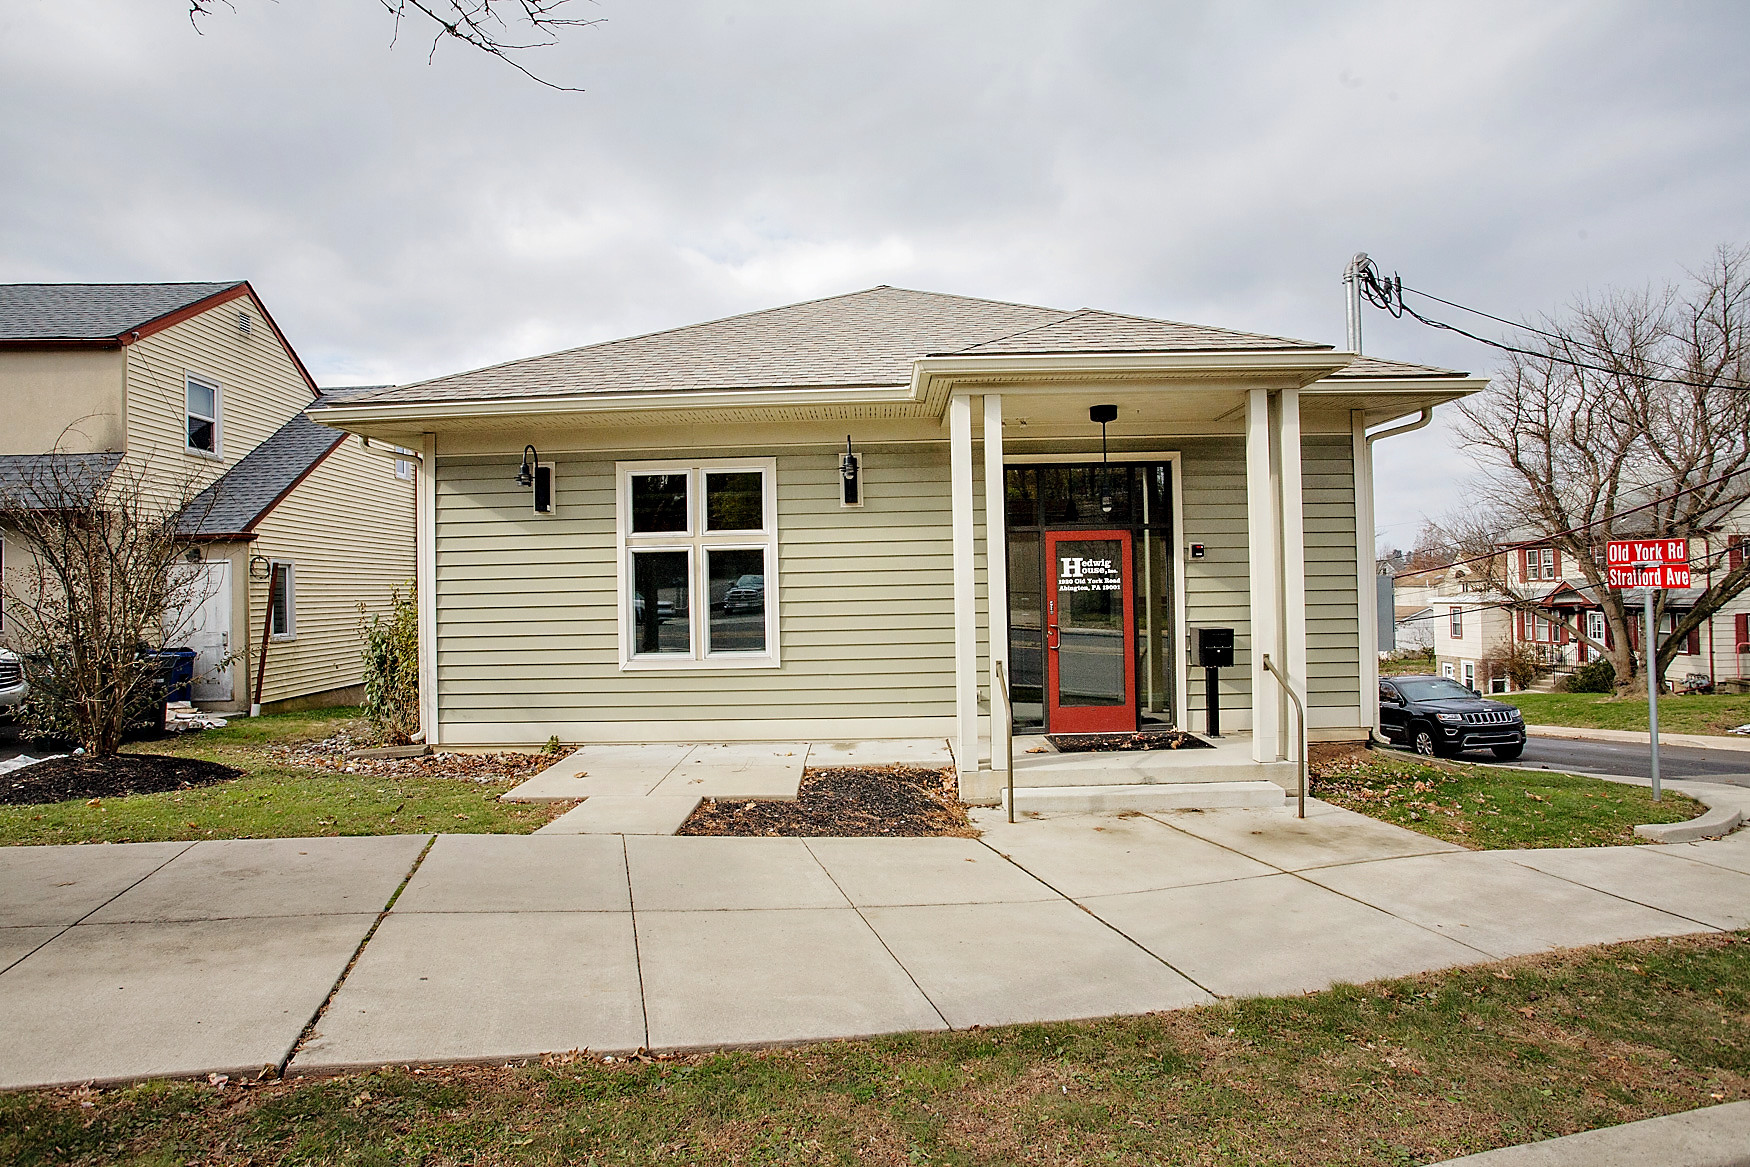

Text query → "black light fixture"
[838,435,862,507]
[1090,404,1118,515]
[516,444,539,488]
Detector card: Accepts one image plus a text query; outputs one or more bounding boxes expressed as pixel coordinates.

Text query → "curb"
[1635,803,1745,843]
[1431,1100,1750,1165]
[1527,724,1750,753]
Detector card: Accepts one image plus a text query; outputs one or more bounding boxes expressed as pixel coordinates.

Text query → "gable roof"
[0,452,125,510]
[0,282,246,342]
[316,285,1468,413]
[179,411,346,539]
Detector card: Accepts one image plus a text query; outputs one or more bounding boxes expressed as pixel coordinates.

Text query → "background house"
[0,281,415,713]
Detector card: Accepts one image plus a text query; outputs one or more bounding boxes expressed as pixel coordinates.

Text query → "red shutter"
[1688,623,1702,656]
[1553,548,1563,579]
[1732,536,1744,572]
[1737,613,1748,650]
[1519,551,1529,583]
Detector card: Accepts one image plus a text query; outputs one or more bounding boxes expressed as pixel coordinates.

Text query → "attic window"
[185,375,221,455]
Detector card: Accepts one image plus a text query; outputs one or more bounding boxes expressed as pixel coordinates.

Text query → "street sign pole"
[1644,582,1661,802]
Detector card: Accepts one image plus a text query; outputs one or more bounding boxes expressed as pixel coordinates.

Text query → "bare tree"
[188,0,601,91]
[0,455,222,754]
[1454,244,1750,693]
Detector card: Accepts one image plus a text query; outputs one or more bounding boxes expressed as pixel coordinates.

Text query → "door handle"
[1047,624,1059,650]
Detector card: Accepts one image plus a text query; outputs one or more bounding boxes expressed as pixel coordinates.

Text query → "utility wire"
[1352,257,1750,392]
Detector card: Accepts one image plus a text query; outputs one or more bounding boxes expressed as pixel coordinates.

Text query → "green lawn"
[5,933,1745,1166]
[1499,692,1750,737]
[0,709,565,846]
[1317,752,1702,849]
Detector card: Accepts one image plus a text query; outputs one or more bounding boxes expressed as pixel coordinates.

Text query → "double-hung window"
[617,459,778,669]
[1448,606,1463,638]
[185,375,221,456]
[269,561,296,640]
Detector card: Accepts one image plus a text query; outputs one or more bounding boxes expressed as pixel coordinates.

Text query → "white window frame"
[615,458,779,670]
[1463,661,1476,689]
[184,373,223,458]
[1587,610,1606,643]
[269,560,296,641]
[1449,606,1463,639]
[1441,661,1456,679]
[393,446,416,481]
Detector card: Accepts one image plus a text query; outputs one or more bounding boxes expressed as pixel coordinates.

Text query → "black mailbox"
[1191,627,1234,668]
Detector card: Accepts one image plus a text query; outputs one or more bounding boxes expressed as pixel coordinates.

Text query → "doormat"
[1046,730,1214,752]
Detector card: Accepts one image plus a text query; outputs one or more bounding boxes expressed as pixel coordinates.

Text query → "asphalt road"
[1427,733,1750,788]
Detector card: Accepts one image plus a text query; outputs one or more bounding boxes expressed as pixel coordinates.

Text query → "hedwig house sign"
[1605,539,1692,589]
[1058,556,1122,593]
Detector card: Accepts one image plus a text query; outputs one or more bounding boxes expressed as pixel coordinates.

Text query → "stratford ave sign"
[1605,539,1692,589]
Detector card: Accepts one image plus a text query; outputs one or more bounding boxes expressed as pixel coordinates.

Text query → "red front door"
[1045,530,1137,733]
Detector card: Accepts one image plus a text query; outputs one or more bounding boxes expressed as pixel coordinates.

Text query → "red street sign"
[1605,539,1691,589]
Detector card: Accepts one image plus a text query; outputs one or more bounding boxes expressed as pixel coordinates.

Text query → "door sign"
[1057,556,1121,593]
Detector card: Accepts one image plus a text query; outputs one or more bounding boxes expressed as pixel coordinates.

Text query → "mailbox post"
[1190,627,1234,736]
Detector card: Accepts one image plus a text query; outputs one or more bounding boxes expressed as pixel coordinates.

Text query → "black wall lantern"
[517,444,555,514]
[1090,404,1118,515]
[839,435,863,508]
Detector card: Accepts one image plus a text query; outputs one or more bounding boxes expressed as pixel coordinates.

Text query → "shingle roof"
[0,453,124,510]
[179,413,345,538]
[948,308,1326,356]
[0,282,244,341]
[1327,354,1465,379]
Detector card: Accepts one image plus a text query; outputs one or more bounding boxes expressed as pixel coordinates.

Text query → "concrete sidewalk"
[2,796,1747,1090]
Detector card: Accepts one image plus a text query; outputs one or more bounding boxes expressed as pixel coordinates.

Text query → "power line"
[1352,258,1750,392]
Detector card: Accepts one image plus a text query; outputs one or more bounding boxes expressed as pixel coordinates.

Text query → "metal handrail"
[995,659,1015,823]
[1261,653,1308,819]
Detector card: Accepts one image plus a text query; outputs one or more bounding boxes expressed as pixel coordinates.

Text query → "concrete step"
[1002,780,1287,814]
[1010,758,1298,788]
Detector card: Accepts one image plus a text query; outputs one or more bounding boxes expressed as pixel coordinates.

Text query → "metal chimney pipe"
[1343,252,1370,354]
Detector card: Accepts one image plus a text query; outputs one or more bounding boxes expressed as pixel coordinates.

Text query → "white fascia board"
[307,383,919,430]
[914,349,1355,394]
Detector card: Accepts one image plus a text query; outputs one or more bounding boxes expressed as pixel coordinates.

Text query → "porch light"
[516,445,539,488]
[1090,405,1117,514]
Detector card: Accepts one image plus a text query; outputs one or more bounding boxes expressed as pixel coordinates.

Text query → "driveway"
[2,790,1747,1090]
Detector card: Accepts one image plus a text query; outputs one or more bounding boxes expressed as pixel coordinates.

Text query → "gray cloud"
[3,0,1747,543]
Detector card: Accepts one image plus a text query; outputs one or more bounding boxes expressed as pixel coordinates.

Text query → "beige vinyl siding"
[1303,434,1361,718]
[122,297,315,502]
[0,348,124,455]
[244,436,417,705]
[1178,437,1252,726]
[435,446,958,740]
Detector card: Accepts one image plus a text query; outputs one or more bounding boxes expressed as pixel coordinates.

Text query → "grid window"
[618,460,778,669]
[1449,607,1463,638]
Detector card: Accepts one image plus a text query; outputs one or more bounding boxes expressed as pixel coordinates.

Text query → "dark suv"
[1379,675,1526,760]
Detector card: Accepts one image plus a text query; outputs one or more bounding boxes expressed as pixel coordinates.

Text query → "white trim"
[982,393,1008,772]
[949,394,978,774]
[1278,389,1309,721]
[614,458,780,671]
[1352,410,1380,735]
[435,716,959,747]
[1245,389,1280,762]
[184,372,223,458]
[417,433,438,745]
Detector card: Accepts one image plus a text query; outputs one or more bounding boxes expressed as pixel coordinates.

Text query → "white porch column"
[949,394,979,777]
[1278,389,1309,721]
[983,393,1009,772]
[416,432,438,746]
[1245,389,1281,761]
[1353,409,1380,734]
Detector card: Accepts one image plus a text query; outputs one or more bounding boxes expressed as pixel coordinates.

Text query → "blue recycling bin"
[157,647,197,702]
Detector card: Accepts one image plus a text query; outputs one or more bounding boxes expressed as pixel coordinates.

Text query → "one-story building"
[309,286,1482,799]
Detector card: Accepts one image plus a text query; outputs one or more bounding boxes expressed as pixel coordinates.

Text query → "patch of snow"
[0,753,67,776]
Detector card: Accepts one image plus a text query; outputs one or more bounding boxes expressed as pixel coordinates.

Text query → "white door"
[172,562,232,702]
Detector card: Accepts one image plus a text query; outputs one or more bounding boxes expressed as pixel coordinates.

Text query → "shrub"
[359,585,420,745]
[1482,639,1541,692]
[1566,657,1619,694]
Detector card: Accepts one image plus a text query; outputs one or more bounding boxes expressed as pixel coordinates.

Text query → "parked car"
[721,574,765,614]
[1379,675,1526,760]
[0,649,26,715]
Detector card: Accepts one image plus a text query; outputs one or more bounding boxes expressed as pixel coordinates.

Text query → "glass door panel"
[1045,531,1137,733]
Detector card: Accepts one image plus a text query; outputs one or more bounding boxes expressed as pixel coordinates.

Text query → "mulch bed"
[2,754,244,806]
[1045,729,1214,752]
[270,729,551,783]
[678,765,978,837]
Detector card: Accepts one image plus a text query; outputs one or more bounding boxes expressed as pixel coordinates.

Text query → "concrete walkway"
[2,787,1747,1090]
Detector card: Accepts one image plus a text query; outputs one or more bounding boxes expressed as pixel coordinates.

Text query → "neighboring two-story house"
[0,281,415,713]
[1395,535,1732,692]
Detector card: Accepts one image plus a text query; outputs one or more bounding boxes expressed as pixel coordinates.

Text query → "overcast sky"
[4,1,1747,548]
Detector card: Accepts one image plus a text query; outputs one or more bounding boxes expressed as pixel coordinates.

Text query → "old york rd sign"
[1605,539,1692,589]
